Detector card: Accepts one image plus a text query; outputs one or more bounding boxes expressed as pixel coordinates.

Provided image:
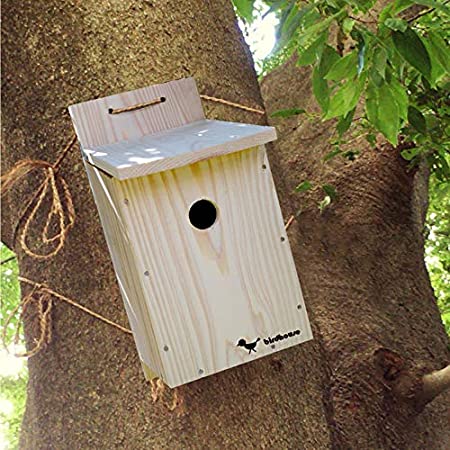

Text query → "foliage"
[1,244,20,344]
[235,0,450,174]
[0,243,27,450]
[234,0,450,332]
[425,174,450,334]
[0,368,27,450]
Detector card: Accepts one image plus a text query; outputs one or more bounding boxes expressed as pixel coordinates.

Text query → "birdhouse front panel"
[69,77,312,387]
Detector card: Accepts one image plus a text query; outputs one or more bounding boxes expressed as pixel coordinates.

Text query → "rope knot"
[3,283,53,358]
[1,136,76,259]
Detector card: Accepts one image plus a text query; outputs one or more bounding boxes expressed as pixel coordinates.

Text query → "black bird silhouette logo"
[237,337,260,354]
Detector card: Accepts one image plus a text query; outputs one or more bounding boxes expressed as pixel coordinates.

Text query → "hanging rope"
[2,276,131,357]
[2,282,53,358]
[150,378,185,415]
[1,135,77,259]
[200,94,265,115]
[1,92,268,414]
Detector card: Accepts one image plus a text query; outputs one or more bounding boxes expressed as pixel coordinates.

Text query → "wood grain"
[117,145,311,387]
[83,163,167,380]
[69,77,204,148]
[70,78,312,387]
[82,119,277,179]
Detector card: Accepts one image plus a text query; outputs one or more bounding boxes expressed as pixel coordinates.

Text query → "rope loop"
[2,283,53,358]
[1,136,76,259]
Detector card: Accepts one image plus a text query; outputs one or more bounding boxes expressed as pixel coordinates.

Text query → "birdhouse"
[69,77,312,387]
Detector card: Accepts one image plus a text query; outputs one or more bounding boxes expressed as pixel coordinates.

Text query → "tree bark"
[1,1,448,449]
[260,57,450,448]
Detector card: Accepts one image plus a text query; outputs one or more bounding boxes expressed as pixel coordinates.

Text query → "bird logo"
[237,337,260,354]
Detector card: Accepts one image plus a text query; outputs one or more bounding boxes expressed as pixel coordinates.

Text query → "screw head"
[163,345,169,352]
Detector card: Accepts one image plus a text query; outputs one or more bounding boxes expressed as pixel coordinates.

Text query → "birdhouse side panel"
[119,145,312,387]
[83,162,166,378]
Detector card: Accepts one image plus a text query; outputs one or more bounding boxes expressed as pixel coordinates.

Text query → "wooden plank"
[82,119,277,179]
[69,77,204,148]
[118,145,312,387]
[83,162,166,379]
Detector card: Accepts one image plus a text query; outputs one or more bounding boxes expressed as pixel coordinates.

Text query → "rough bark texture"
[1,1,448,449]
[261,57,449,449]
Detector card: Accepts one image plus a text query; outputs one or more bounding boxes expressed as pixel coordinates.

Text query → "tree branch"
[375,348,450,410]
[420,364,450,405]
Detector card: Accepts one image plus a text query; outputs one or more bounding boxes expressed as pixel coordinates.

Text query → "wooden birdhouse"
[69,77,312,387]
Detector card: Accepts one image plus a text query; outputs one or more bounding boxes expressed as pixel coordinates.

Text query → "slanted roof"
[69,77,276,180]
[82,119,276,180]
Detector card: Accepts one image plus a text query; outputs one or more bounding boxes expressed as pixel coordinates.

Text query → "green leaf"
[324,74,366,120]
[313,46,340,113]
[295,180,313,192]
[323,148,343,162]
[373,47,387,78]
[424,43,446,85]
[392,28,432,80]
[365,81,400,145]
[342,18,355,35]
[271,108,306,118]
[384,18,408,32]
[318,45,341,76]
[337,107,355,136]
[408,106,427,133]
[322,184,337,199]
[313,66,330,112]
[233,0,255,23]
[297,31,328,66]
[297,10,344,49]
[401,147,421,161]
[325,51,358,81]
[388,77,408,120]
[276,3,314,51]
[427,32,450,74]
[366,133,377,146]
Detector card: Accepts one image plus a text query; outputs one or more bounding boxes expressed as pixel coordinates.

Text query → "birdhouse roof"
[69,77,276,180]
[82,119,276,180]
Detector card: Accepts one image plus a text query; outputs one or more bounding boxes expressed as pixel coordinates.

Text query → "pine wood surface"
[82,119,277,179]
[70,78,311,387]
[69,77,205,148]
[84,145,311,387]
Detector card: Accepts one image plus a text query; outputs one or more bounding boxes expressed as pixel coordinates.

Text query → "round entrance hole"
[188,199,217,230]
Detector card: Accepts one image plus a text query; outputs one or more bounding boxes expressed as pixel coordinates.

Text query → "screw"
[280,236,285,242]
[198,369,204,375]
[163,345,169,352]
[144,271,150,277]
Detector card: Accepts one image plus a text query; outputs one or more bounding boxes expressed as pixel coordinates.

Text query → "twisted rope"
[200,94,265,115]
[1,135,77,259]
[1,92,266,411]
[2,282,53,358]
[108,97,166,114]
[2,276,131,357]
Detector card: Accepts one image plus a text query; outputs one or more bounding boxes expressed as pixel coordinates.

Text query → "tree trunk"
[1,1,448,449]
